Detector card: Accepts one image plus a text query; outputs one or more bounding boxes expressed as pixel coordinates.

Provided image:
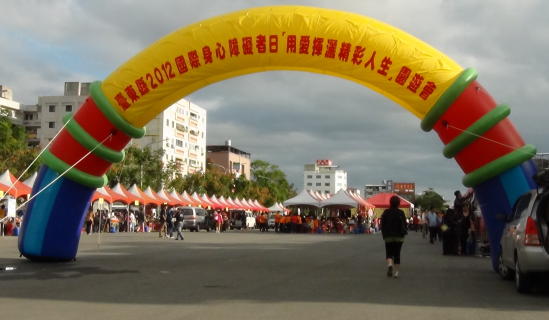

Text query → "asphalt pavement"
[0,228,548,320]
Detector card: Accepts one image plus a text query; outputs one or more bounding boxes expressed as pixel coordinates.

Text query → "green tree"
[415,188,445,212]
[251,159,297,207]
[0,108,41,180]
[106,145,166,190]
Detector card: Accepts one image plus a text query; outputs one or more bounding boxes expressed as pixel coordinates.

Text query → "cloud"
[2,0,547,201]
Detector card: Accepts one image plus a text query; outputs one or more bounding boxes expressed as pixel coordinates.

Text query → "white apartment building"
[1,85,23,126]
[131,98,207,175]
[303,159,347,194]
[3,82,206,177]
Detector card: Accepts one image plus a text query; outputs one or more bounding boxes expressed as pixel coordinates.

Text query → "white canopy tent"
[267,203,285,212]
[320,189,362,208]
[283,189,321,208]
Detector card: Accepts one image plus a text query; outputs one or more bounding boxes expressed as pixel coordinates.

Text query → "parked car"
[229,210,245,230]
[181,207,214,232]
[267,214,276,229]
[496,170,549,293]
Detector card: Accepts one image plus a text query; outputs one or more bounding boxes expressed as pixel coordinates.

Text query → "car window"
[511,193,532,221]
[197,209,205,216]
[182,208,194,216]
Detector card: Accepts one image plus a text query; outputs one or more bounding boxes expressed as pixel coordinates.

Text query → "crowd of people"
[404,189,478,256]
[253,210,382,235]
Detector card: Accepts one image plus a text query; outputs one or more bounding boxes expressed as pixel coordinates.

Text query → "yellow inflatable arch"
[102,6,462,127]
[20,6,537,274]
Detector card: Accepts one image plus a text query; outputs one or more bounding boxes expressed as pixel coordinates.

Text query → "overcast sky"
[2,0,548,201]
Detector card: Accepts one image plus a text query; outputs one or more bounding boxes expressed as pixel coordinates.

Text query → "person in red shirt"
[412,214,419,232]
[291,213,299,233]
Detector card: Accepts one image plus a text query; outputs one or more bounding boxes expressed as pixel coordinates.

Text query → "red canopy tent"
[226,197,238,209]
[119,184,145,205]
[170,190,190,206]
[128,184,161,206]
[0,170,32,198]
[91,187,112,204]
[209,195,224,209]
[143,187,166,206]
[180,191,198,207]
[156,189,179,206]
[217,196,234,210]
[366,193,412,208]
[106,184,129,204]
[190,192,204,207]
[200,194,214,209]
[232,198,246,210]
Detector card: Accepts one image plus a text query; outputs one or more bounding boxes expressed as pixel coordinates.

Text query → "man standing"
[421,210,428,239]
[158,205,167,238]
[453,190,473,220]
[274,211,280,233]
[166,207,174,238]
[129,211,136,232]
[426,207,438,244]
[174,208,184,240]
[0,204,6,236]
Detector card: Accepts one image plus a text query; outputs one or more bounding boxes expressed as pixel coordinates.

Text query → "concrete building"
[131,98,207,175]
[364,180,415,202]
[0,85,23,126]
[206,141,251,179]
[2,81,207,177]
[364,180,393,198]
[29,82,89,147]
[303,159,347,194]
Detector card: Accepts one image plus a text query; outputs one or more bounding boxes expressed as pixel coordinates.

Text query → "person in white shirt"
[129,211,136,232]
[421,210,428,239]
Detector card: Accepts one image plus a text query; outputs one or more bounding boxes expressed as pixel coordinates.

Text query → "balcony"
[190,121,198,127]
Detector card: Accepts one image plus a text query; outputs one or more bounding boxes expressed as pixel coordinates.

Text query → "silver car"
[497,179,549,293]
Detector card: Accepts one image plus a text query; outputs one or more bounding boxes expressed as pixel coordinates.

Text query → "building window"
[337,183,342,186]
[201,132,204,138]
[316,183,321,186]
[325,175,330,179]
[307,183,312,186]
[172,121,174,128]
[166,119,169,126]
[48,122,55,128]
[176,139,183,147]
[307,175,312,179]
[325,190,330,194]
[325,183,330,186]
[24,114,33,120]
[65,105,72,112]
[49,105,55,112]
[316,175,321,179]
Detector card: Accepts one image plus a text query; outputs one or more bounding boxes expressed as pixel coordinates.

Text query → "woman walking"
[381,196,407,278]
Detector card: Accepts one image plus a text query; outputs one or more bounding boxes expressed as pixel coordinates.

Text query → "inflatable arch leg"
[18,6,536,270]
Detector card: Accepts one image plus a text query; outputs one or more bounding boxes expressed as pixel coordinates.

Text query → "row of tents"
[1,169,413,215]
[0,170,272,212]
[283,188,415,216]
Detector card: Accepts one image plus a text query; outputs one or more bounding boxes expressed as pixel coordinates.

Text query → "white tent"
[320,189,362,208]
[267,203,284,212]
[22,172,37,188]
[283,189,321,208]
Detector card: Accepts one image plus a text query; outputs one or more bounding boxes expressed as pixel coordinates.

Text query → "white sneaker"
[394,271,399,278]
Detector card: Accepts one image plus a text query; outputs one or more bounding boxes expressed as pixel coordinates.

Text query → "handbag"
[440,224,449,233]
